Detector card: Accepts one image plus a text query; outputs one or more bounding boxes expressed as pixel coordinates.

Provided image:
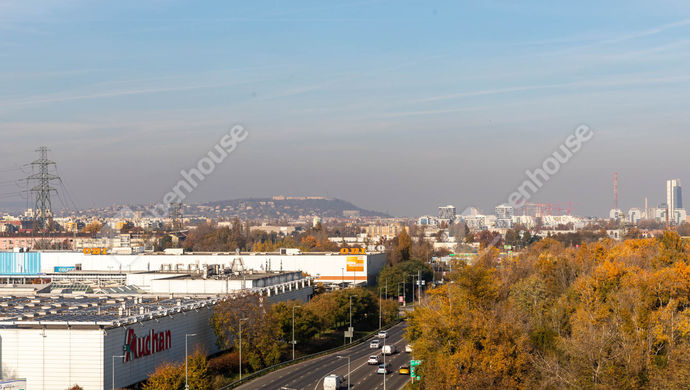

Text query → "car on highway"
[376,362,391,374]
[367,355,380,365]
[378,330,388,339]
[405,344,412,353]
[369,339,380,349]
[399,364,411,375]
[382,344,397,355]
[323,374,345,390]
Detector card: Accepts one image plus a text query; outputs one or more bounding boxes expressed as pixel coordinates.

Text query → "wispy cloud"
[539,17,690,57]
[372,106,484,119]
[410,75,690,104]
[600,18,690,45]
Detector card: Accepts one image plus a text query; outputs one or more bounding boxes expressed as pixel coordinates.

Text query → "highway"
[235,321,412,390]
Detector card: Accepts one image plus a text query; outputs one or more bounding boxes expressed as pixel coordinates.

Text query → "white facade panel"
[34,252,387,285]
[0,328,104,390]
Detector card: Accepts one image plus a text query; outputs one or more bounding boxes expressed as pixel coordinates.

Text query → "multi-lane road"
[235,321,412,390]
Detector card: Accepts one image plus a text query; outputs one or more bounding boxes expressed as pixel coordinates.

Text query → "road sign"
[398,296,404,303]
[410,360,422,381]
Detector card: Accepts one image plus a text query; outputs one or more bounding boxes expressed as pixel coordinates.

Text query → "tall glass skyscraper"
[666,179,683,222]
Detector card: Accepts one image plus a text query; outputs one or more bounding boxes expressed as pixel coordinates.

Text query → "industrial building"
[0,250,386,287]
[0,293,219,390]
[0,270,313,389]
[0,249,382,388]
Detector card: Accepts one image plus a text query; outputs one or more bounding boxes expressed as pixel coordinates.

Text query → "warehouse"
[0,294,219,390]
[0,268,313,389]
[0,250,387,286]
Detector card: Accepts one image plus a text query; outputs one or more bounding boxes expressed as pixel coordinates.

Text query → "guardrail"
[217,319,404,390]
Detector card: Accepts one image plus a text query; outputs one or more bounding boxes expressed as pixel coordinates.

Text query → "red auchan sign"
[123,328,172,362]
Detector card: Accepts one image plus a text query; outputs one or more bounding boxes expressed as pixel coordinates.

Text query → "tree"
[504,228,520,248]
[393,228,412,265]
[186,348,211,390]
[476,230,503,250]
[308,287,379,329]
[377,260,433,303]
[84,221,102,235]
[211,294,283,371]
[271,300,321,345]
[405,234,690,388]
[142,361,184,390]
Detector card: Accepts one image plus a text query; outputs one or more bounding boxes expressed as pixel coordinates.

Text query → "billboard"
[346,256,364,272]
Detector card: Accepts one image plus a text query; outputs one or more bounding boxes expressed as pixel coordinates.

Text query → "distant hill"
[196,197,390,219]
[46,197,391,220]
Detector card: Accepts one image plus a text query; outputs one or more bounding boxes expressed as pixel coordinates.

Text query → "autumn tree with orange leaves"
[407,232,690,389]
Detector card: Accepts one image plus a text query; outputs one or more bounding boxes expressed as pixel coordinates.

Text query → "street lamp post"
[382,338,387,390]
[239,317,248,379]
[348,295,353,343]
[185,333,197,390]
[378,287,384,329]
[112,355,125,390]
[418,270,422,303]
[292,305,302,360]
[337,355,351,390]
[410,274,416,307]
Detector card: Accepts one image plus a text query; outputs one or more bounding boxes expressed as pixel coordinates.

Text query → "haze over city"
[2,1,690,216]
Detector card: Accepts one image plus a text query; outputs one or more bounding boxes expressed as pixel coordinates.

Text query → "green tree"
[211,294,283,371]
[377,260,433,303]
[272,300,321,344]
[308,287,378,329]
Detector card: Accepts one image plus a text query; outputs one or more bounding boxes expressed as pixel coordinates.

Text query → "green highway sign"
[410,359,422,380]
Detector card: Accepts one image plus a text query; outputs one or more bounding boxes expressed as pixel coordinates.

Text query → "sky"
[1,0,689,217]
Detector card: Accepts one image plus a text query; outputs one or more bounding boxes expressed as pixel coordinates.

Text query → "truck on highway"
[382,344,397,355]
[323,374,345,390]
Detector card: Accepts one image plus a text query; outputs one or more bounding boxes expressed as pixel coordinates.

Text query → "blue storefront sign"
[54,266,76,273]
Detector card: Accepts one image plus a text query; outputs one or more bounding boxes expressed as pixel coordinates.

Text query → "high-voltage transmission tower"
[171,202,184,231]
[26,146,60,232]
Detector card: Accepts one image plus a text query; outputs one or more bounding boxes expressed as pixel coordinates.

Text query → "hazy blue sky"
[1,1,689,217]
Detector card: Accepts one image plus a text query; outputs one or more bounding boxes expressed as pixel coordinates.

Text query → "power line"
[55,166,79,212]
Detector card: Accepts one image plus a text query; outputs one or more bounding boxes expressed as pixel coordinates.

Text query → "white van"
[382,344,397,355]
[323,374,345,390]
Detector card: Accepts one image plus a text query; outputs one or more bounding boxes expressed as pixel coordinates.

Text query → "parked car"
[377,363,391,374]
[367,355,380,365]
[378,330,388,339]
[399,364,411,375]
[405,344,412,353]
[370,339,380,349]
[323,374,344,390]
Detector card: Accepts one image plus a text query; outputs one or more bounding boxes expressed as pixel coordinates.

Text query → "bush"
[209,351,240,375]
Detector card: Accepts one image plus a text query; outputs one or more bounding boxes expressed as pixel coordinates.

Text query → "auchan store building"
[0,294,219,390]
